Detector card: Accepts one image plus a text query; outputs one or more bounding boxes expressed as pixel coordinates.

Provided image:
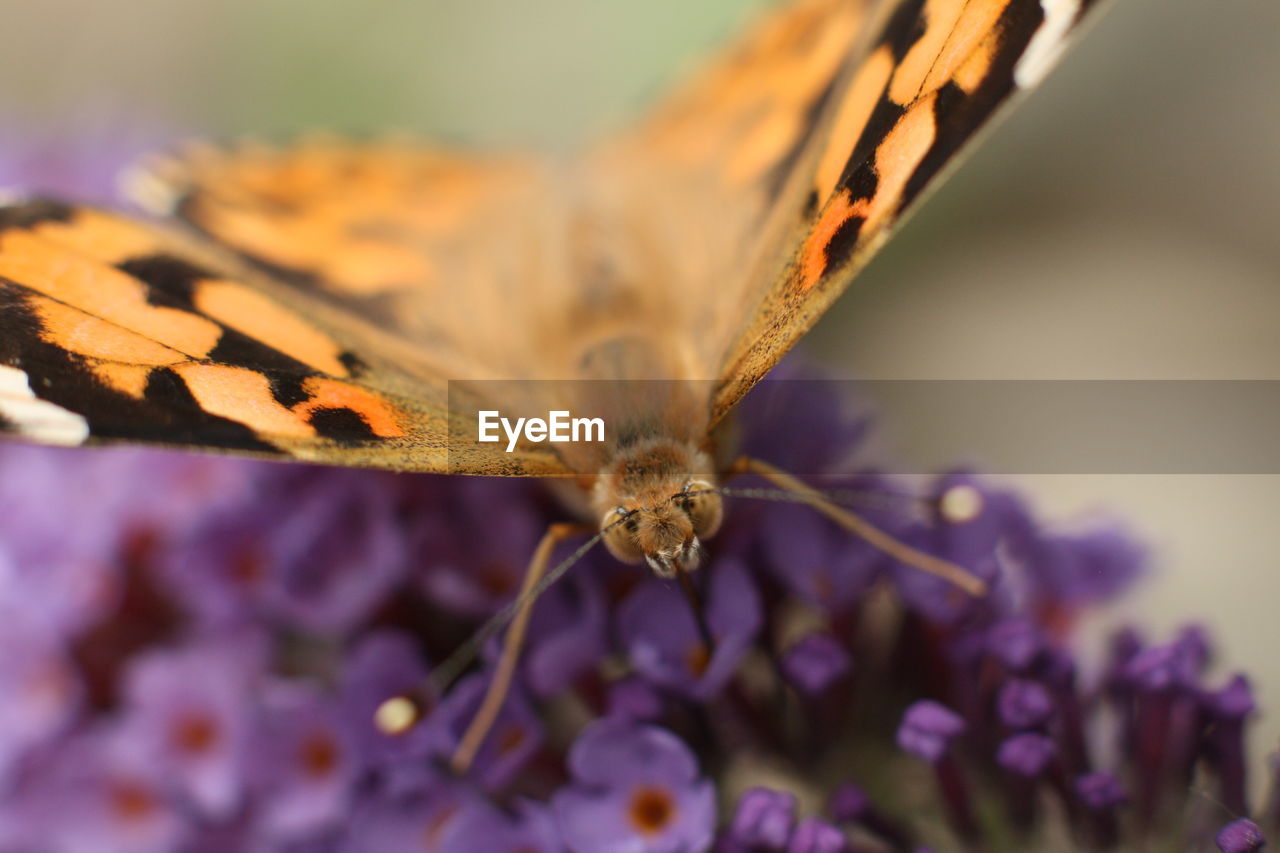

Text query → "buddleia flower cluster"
[0,138,1274,853]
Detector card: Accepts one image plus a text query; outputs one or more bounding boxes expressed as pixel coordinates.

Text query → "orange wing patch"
[294,376,405,438]
[797,89,938,292]
[174,363,315,439]
[0,228,222,357]
[171,364,402,441]
[26,293,187,367]
[29,206,165,263]
[630,0,866,191]
[131,137,538,329]
[712,0,1106,424]
[888,0,1012,105]
[796,189,859,293]
[813,44,894,200]
[0,201,432,465]
[193,279,349,376]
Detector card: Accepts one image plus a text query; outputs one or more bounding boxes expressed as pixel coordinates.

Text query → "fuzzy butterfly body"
[0,0,1103,481]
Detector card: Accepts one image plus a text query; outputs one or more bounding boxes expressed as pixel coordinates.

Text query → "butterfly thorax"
[593,437,722,578]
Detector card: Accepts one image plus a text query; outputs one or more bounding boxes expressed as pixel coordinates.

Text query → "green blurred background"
[4,0,1279,783]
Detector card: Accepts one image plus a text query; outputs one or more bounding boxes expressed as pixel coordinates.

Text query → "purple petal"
[1216,818,1266,853]
[729,787,797,847]
[567,721,700,790]
[996,733,1056,777]
[997,679,1054,729]
[553,778,716,853]
[440,798,564,853]
[787,817,849,853]
[781,633,853,696]
[897,701,966,763]
[1075,772,1127,810]
[618,560,760,700]
[247,683,359,842]
[120,632,265,818]
[339,630,434,765]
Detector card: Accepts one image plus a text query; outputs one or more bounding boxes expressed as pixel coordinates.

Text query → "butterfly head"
[594,441,722,578]
[600,478,722,578]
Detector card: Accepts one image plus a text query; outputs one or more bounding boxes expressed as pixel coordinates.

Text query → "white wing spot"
[1014,0,1082,89]
[120,159,180,215]
[0,365,90,446]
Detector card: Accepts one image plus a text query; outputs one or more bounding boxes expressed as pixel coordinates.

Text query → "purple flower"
[254,469,408,634]
[1076,772,1127,809]
[1206,673,1256,719]
[759,498,885,612]
[1076,772,1124,851]
[440,799,563,853]
[986,618,1046,672]
[996,733,1056,777]
[929,471,1034,570]
[99,449,263,535]
[0,726,187,853]
[787,817,848,853]
[524,573,608,697]
[0,449,137,636]
[729,787,797,847]
[1125,641,1196,692]
[1216,818,1266,853]
[156,505,277,628]
[118,632,264,818]
[427,671,542,792]
[606,675,667,723]
[413,478,549,618]
[247,682,359,842]
[340,765,475,852]
[889,540,1000,626]
[0,609,81,783]
[897,701,966,763]
[1203,673,1256,816]
[896,699,980,842]
[160,468,406,634]
[734,363,870,473]
[882,471,1031,624]
[0,292,1270,853]
[617,559,761,700]
[553,721,716,853]
[339,630,434,765]
[781,632,853,696]
[1018,526,1146,608]
[997,679,1054,729]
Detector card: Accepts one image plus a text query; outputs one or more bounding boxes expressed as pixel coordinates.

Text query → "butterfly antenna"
[373,525,603,747]
[724,457,987,596]
[717,485,932,517]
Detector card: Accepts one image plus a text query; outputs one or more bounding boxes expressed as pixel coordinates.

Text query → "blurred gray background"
[3,0,1278,787]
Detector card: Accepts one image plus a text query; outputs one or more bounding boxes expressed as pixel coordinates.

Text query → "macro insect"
[0,0,1104,772]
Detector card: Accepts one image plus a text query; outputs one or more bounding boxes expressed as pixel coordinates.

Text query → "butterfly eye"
[678,479,722,539]
[600,506,644,564]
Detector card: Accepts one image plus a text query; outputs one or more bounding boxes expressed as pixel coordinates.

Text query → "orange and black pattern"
[0,200,434,464]
[0,0,1107,474]
[712,0,1104,423]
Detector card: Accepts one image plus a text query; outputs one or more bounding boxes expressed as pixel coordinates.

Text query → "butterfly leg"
[727,456,987,596]
[451,521,592,774]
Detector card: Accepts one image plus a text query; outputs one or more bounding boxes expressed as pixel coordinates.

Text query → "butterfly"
[0,0,1104,769]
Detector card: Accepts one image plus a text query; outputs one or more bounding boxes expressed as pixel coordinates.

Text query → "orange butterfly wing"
[0,200,568,475]
[0,0,1110,474]
[707,0,1107,422]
